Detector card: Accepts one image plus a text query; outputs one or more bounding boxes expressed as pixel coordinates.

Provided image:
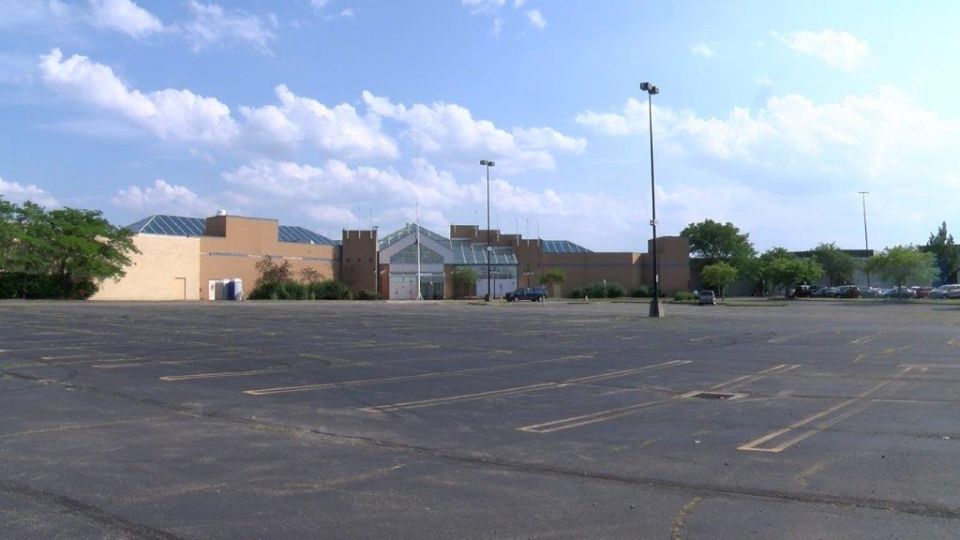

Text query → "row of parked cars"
[794,284,960,299]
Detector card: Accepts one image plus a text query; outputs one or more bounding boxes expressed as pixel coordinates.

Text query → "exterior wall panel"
[92,235,200,301]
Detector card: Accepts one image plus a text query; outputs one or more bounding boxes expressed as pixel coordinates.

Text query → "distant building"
[93,213,690,301]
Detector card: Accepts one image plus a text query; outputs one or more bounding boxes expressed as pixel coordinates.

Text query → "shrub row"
[249,279,371,301]
[0,273,97,300]
[569,281,627,299]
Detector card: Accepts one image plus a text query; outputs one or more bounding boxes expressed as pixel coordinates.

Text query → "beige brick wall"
[92,235,201,301]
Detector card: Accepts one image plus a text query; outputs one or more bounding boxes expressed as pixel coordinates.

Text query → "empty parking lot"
[2,299,960,539]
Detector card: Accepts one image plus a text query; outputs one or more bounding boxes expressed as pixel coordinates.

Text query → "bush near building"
[0,198,138,299]
[251,255,351,300]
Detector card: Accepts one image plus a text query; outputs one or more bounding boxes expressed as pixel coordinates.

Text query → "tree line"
[0,197,138,299]
[682,218,940,297]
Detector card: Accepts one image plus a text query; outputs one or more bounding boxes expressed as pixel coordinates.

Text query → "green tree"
[811,242,857,286]
[759,248,823,296]
[7,202,54,298]
[866,246,937,298]
[255,255,292,287]
[539,268,565,296]
[700,262,738,298]
[45,207,139,298]
[0,197,15,271]
[680,219,756,268]
[450,266,478,299]
[921,222,960,285]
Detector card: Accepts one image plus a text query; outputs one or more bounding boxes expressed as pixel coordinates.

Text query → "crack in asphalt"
[0,479,182,540]
[5,368,960,523]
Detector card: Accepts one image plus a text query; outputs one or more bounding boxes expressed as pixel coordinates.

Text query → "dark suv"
[505,287,547,302]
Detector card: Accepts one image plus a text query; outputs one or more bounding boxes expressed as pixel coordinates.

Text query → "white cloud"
[772,29,873,72]
[0,176,59,207]
[181,1,274,52]
[339,8,354,19]
[224,158,464,210]
[112,179,217,215]
[222,157,638,246]
[463,0,543,35]
[362,91,585,171]
[0,0,164,39]
[462,0,506,14]
[37,50,399,158]
[577,88,959,178]
[310,0,331,10]
[526,9,545,30]
[39,49,239,143]
[0,0,75,30]
[88,0,164,37]
[241,84,398,158]
[578,89,960,249]
[690,43,714,58]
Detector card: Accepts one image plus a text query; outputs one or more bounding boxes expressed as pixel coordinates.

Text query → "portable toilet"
[207,280,219,300]
[226,279,244,301]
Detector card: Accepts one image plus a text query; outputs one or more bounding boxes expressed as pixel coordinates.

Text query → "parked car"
[883,286,916,299]
[911,286,933,299]
[698,290,716,305]
[928,285,958,299]
[816,286,839,297]
[836,285,861,298]
[859,287,881,298]
[505,287,547,302]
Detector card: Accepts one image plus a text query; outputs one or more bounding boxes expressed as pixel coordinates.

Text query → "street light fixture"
[859,191,870,287]
[481,160,495,301]
[641,81,664,318]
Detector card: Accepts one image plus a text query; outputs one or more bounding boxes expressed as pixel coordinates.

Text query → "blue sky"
[1,0,959,252]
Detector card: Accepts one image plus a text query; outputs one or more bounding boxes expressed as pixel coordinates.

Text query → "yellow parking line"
[244,354,595,396]
[362,383,560,413]
[362,360,691,413]
[160,369,282,381]
[709,364,799,391]
[738,367,913,453]
[851,332,882,344]
[519,363,795,434]
[519,397,676,433]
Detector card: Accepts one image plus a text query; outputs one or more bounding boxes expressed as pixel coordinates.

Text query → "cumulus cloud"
[0,0,164,39]
[241,85,398,158]
[578,88,960,180]
[526,9,545,29]
[222,157,638,246]
[772,29,873,72]
[181,1,275,52]
[112,179,217,215]
[690,43,714,58]
[39,49,239,143]
[578,89,960,249]
[462,0,507,14]
[0,176,60,207]
[463,0,545,35]
[362,91,585,171]
[88,0,164,37]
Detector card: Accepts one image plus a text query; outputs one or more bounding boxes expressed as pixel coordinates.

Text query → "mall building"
[93,212,690,301]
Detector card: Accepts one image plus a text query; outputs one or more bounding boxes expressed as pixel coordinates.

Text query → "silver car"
[699,290,716,305]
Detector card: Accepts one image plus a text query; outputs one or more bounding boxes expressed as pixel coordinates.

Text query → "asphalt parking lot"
[3,298,960,539]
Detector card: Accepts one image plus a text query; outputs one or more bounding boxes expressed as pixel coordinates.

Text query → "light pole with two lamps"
[641,81,664,318]
[481,160,495,301]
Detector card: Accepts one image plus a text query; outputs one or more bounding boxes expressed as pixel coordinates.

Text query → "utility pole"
[859,191,870,287]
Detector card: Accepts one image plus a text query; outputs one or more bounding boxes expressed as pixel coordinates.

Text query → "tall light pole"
[641,81,664,318]
[481,160,495,301]
[859,191,870,287]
